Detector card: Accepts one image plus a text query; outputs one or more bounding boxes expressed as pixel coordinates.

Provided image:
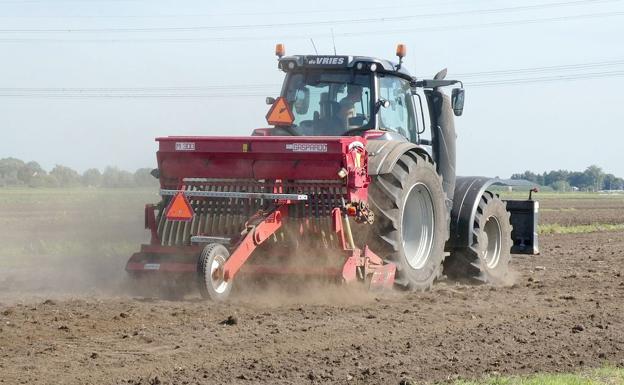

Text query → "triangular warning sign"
[266,97,294,126]
[165,192,194,221]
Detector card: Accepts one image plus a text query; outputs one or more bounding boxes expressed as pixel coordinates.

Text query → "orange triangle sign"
[266,97,294,126]
[165,192,194,221]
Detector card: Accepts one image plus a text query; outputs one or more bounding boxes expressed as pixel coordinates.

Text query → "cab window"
[284,71,373,136]
[378,75,416,139]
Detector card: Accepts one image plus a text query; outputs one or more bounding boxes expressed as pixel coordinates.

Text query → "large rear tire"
[198,243,233,302]
[444,191,512,285]
[367,152,449,291]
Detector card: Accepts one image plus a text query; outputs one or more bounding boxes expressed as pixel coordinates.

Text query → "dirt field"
[1,190,623,384]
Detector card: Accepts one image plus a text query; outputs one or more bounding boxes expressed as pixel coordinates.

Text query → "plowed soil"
[539,195,624,226]
[1,192,623,384]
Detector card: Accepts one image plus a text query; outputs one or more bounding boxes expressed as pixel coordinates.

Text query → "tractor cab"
[262,44,464,144]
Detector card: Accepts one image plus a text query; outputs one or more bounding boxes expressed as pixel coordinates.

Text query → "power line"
[0,84,279,92]
[0,0,617,33]
[467,70,624,87]
[1,59,623,98]
[1,72,622,98]
[1,10,622,43]
[452,59,624,78]
[0,0,502,18]
[0,93,270,98]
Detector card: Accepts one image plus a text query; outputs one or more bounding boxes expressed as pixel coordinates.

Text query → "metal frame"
[127,134,396,291]
[160,189,308,201]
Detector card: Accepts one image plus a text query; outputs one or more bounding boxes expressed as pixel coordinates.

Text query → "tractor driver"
[337,84,363,129]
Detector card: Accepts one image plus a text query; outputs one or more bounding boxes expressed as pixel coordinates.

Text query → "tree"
[551,180,571,192]
[511,171,540,183]
[603,174,624,190]
[544,170,570,187]
[16,161,46,186]
[102,166,134,187]
[49,165,81,187]
[0,157,25,186]
[133,168,157,187]
[82,168,102,187]
[583,165,605,192]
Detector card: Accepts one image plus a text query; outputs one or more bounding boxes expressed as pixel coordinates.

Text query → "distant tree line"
[0,157,157,188]
[511,165,624,192]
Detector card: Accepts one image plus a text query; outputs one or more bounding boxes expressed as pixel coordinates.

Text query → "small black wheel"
[444,191,513,285]
[197,243,233,302]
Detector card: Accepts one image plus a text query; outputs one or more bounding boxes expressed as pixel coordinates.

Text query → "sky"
[0,0,623,178]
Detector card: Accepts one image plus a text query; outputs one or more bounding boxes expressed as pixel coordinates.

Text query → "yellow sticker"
[242,143,249,152]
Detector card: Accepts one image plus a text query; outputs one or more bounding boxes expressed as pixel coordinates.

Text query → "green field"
[449,366,624,385]
[496,190,624,200]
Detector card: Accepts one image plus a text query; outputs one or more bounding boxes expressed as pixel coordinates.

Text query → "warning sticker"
[175,142,196,151]
[285,143,328,153]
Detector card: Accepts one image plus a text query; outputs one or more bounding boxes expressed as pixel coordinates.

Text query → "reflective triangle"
[165,192,194,222]
[265,97,294,126]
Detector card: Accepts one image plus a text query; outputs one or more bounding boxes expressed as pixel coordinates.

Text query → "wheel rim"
[401,183,436,269]
[483,216,502,269]
[210,255,228,294]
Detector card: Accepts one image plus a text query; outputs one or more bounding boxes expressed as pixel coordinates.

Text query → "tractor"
[126,44,539,301]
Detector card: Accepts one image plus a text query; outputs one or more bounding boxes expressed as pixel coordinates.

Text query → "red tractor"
[126,44,538,301]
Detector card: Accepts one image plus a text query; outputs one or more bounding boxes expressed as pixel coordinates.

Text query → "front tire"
[198,243,233,301]
[444,191,512,285]
[368,152,449,291]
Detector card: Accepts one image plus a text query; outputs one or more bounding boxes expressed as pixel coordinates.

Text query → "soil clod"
[221,315,238,325]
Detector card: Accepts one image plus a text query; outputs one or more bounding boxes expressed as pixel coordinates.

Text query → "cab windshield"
[284,71,373,136]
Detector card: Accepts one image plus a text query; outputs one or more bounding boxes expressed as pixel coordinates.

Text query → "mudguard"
[366,140,431,176]
[447,176,539,255]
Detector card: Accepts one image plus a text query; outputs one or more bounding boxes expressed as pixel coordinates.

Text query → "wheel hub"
[401,183,436,269]
[483,216,502,269]
[210,255,228,294]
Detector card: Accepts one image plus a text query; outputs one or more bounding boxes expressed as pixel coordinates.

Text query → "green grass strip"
[539,223,624,234]
[448,366,624,385]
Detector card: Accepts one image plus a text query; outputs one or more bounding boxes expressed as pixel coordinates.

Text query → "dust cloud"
[0,189,152,303]
[0,189,382,305]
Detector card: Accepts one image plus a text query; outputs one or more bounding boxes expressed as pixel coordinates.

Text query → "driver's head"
[346,84,362,101]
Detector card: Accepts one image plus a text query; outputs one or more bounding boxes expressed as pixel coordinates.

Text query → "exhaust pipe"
[425,89,456,202]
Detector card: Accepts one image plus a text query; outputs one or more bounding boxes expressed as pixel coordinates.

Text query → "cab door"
[376,74,419,142]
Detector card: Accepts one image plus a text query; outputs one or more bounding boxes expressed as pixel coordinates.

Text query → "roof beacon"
[275,43,285,59]
[396,43,406,70]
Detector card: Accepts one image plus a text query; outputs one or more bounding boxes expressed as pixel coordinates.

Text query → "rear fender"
[366,140,432,176]
[447,176,539,255]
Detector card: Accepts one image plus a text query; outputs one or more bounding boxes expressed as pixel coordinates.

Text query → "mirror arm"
[375,99,390,112]
[412,79,462,89]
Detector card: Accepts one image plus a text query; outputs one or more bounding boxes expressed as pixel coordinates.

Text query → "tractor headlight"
[279,60,297,71]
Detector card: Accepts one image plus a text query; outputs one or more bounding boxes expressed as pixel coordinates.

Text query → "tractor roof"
[278,55,414,81]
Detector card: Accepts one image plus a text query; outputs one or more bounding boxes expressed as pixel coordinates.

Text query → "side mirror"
[266,97,276,105]
[375,99,390,112]
[293,88,310,115]
[451,88,465,116]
